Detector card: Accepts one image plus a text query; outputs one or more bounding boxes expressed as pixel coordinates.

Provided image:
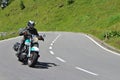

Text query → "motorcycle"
[13,33,44,67]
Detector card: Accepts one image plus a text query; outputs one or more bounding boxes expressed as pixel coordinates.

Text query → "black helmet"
[27,20,35,29]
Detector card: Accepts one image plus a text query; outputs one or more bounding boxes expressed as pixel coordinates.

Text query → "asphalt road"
[0,32,120,80]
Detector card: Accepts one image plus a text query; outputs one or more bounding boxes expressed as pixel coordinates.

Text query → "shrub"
[20,0,25,10]
[104,31,120,40]
[67,0,75,5]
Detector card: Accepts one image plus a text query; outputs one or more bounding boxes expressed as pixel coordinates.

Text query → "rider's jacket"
[19,27,39,39]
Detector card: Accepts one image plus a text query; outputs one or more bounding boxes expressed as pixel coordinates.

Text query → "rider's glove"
[38,36,44,41]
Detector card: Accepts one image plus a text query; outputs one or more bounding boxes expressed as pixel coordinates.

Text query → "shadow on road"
[33,62,58,69]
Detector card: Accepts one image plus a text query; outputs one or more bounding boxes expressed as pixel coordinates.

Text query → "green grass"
[1,0,120,50]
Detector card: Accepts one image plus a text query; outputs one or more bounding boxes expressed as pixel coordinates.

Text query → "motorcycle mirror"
[43,34,46,38]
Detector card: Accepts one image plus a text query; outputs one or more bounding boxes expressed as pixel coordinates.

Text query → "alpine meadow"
[1,0,120,50]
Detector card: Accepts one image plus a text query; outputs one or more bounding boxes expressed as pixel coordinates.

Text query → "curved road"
[0,32,120,80]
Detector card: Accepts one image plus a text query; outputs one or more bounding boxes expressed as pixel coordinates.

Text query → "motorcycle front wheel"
[28,52,38,67]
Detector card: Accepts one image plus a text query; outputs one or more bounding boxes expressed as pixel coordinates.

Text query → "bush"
[67,0,75,5]
[20,0,25,10]
[104,31,120,40]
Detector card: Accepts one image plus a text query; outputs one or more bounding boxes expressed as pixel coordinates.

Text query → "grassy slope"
[1,0,120,49]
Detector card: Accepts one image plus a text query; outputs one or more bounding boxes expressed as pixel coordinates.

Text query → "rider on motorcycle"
[16,20,44,57]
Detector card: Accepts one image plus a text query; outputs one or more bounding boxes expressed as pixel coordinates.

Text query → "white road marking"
[50,43,53,46]
[56,57,66,63]
[49,46,52,49]
[52,34,61,44]
[75,67,99,76]
[85,34,120,56]
[49,51,54,55]
[49,34,61,56]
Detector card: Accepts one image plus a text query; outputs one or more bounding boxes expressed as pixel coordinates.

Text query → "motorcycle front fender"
[31,46,39,52]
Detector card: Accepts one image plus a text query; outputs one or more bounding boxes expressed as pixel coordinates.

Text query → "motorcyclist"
[16,20,44,57]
